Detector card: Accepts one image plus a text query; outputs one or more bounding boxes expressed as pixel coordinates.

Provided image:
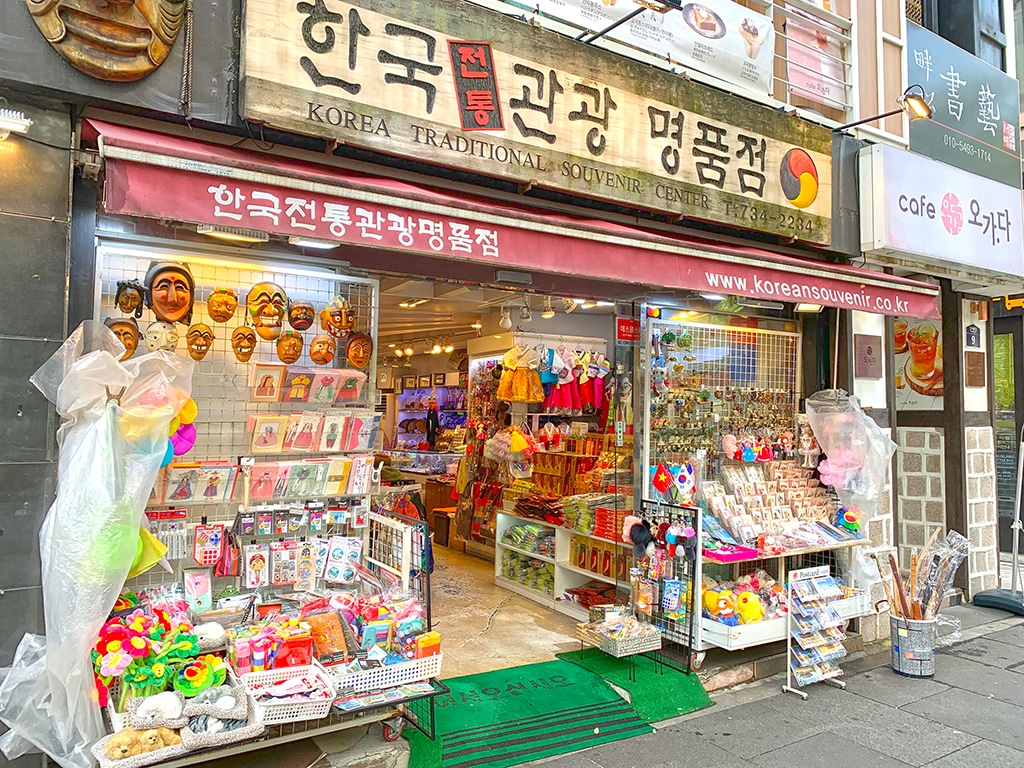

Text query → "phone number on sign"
[723,202,815,232]
[943,134,992,164]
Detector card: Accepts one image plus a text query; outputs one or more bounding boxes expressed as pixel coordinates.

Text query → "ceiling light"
[388,343,396,348]
[394,348,404,357]
[580,300,598,309]
[737,298,785,311]
[0,107,32,141]
[398,298,430,309]
[498,307,513,330]
[431,341,442,354]
[795,303,824,313]
[470,320,483,330]
[541,297,555,319]
[444,342,455,353]
[404,345,414,356]
[519,299,533,323]
[562,298,578,314]
[700,293,726,302]
[196,224,269,243]
[403,357,412,368]
[287,235,339,250]
[494,334,503,339]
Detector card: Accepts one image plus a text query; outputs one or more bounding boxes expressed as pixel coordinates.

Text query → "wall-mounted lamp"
[288,235,339,250]
[0,107,32,141]
[196,224,269,243]
[794,303,824,313]
[835,84,933,132]
[541,297,555,319]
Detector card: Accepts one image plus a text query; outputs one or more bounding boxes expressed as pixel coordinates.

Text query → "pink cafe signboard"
[239,0,834,245]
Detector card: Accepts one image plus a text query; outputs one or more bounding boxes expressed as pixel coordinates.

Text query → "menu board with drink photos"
[893,315,943,411]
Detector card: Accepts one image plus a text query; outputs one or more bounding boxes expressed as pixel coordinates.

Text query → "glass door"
[994,318,1023,552]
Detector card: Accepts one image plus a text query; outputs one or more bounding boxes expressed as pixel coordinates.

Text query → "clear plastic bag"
[0,321,194,768]
[806,389,896,521]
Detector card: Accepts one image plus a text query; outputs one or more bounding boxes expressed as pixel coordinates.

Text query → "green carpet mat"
[556,647,713,723]
[405,659,653,768]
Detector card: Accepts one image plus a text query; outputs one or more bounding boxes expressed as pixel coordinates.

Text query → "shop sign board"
[853,334,882,379]
[616,318,640,344]
[240,0,833,245]
[513,0,775,96]
[906,22,1021,188]
[860,144,1024,279]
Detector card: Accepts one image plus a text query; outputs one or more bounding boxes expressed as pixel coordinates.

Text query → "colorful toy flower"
[173,659,217,697]
[113,592,138,612]
[126,634,150,658]
[99,650,132,678]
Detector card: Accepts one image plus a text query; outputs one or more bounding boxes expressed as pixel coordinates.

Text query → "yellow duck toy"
[736,591,764,624]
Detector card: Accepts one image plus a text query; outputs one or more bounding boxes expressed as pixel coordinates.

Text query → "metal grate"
[905,0,923,25]
[96,243,379,589]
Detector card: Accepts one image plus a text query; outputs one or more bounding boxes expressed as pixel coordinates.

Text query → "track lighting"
[541,297,555,319]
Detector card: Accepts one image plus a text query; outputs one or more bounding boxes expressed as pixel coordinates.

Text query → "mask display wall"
[186,324,215,361]
[277,330,304,365]
[346,333,373,370]
[25,0,187,82]
[144,321,179,352]
[104,317,140,361]
[145,261,195,325]
[114,280,145,318]
[207,287,239,323]
[246,282,288,340]
[231,326,257,362]
[309,334,336,366]
[287,301,315,331]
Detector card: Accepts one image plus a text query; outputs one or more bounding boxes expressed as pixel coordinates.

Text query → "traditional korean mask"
[25,0,187,83]
[309,334,336,366]
[246,281,288,340]
[186,323,214,361]
[346,333,373,370]
[114,280,145,317]
[319,296,357,339]
[276,330,304,365]
[104,317,139,361]
[230,326,257,362]
[145,261,194,325]
[144,321,178,353]
[207,287,238,323]
[287,301,315,331]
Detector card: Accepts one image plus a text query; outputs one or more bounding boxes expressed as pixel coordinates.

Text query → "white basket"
[327,653,442,695]
[834,590,872,620]
[242,661,336,725]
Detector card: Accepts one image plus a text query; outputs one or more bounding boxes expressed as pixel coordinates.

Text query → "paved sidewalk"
[530,604,1024,768]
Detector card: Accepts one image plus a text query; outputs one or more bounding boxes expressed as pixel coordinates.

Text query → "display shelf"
[565,529,631,549]
[556,561,618,585]
[554,600,590,622]
[783,565,851,699]
[496,542,556,564]
[700,616,789,650]
[494,575,555,605]
[700,538,868,566]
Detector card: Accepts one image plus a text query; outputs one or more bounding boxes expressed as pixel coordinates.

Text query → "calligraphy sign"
[240,0,833,245]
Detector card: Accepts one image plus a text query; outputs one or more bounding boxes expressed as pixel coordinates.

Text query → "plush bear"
[135,691,183,724]
[104,730,144,760]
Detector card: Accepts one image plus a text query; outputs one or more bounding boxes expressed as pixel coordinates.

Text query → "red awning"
[83,119,940,319]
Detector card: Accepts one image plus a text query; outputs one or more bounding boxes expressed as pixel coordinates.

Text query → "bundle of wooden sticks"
[875,529,970,621]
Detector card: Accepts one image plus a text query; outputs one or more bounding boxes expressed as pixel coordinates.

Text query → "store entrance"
[370,273,636,677]
[993,317,1022,554]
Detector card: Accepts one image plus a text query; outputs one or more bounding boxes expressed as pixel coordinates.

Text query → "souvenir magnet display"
[309,334,336,366]
[114,280,145,317]
[320,297,356,338]
[145,261,195,325]
[276,330,304,365]
[186,324,215,361]
[231,326,258,362]
[287,301,315,331]
[246,281,288,340]
[207,287,239,323]
[144,321,179,352]
[346,333,373,370]
[104,317,140,361]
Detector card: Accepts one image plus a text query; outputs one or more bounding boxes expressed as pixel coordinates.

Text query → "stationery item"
[240,514,256,536]
[323,458,353,496]
[309,509,324,532]
[324,536,362,584]
[257,513,273,536]
[285,464,318,497]
[183,567,212,612]
[250,464,278,500]
[192,524,225,566]
[319,412,348,452]
[289,411,324,453]
[310,372,340,405]
[251,415,288,453]
[347,455,375,495]
[270,540,298,585]
[281,413,304,452]
[311,537,330,578]
[295,542,318,592]
[196,466,235,502]
[244,543,270,589]
[165,466,200,503]
[272,464,293,498]
[288,508,306,533]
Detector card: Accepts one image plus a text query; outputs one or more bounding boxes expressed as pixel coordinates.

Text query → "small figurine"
[797,416,819,469]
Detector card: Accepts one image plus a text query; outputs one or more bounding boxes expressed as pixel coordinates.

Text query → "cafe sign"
[240,0,833,245]
[860,143,1024,279]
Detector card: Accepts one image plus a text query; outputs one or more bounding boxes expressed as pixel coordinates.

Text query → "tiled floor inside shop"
[430,545,581,677]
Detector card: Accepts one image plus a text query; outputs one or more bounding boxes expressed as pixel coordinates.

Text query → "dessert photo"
[683,3,726,39]
[739,17,768,58]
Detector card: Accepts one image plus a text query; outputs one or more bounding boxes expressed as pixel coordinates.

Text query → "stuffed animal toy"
[736,591,764,624]
[189,715,247,734]
[194,622,228,648]
[655,522,670,549]
[138,728,180,752]
[135,691,184,724]
[192,685,238,711]
[627,518,655,559]
[104,730,145,760]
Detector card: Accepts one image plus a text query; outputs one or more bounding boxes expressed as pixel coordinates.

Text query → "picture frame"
[250,363,287,402]
[403,375,417,389]
[417,374,431,387]
[432,373,446,386]
[251,414,288,454]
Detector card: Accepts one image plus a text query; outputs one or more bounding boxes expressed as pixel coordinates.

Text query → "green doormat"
[556,647,712,723]
[405,660,653,768]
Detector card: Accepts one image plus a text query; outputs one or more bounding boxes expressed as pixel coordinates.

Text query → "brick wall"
[966,426,999,594]
[896,427,946,569]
